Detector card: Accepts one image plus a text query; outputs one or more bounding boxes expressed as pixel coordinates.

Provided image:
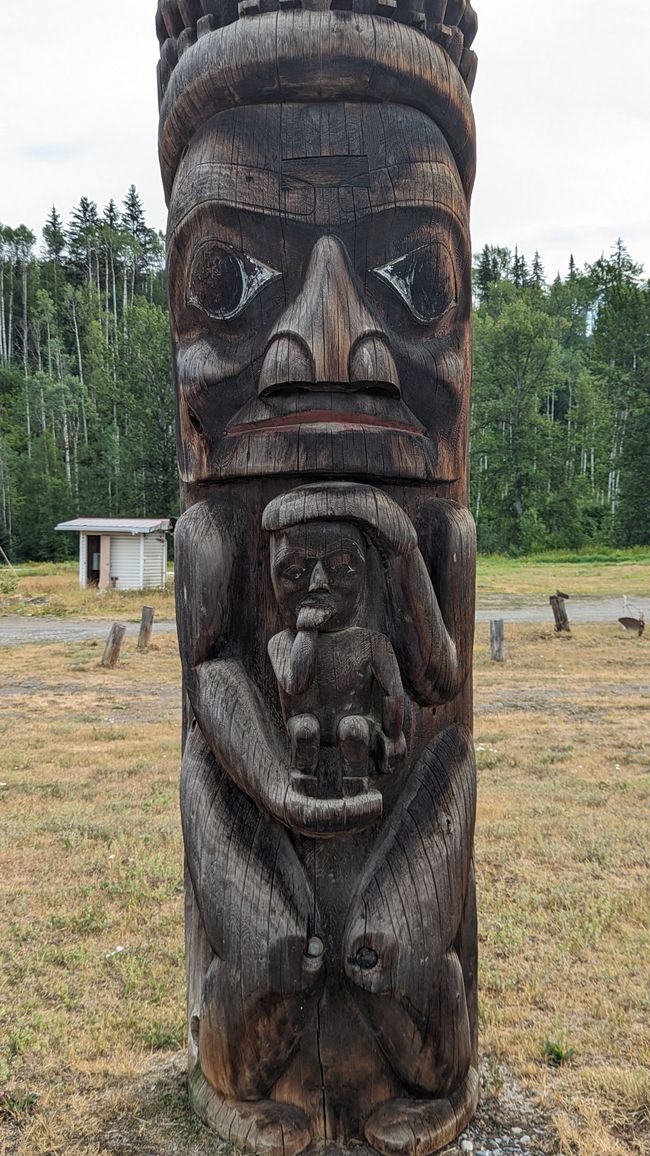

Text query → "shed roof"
[56,518,172,535]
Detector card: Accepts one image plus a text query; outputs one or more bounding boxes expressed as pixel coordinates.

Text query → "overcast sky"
[2,0,649,280]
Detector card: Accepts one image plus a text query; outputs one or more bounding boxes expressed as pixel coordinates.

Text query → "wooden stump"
[550,593,571,633]
[101,622,127,668]
[137,606,156,651]
[490,618,505,662]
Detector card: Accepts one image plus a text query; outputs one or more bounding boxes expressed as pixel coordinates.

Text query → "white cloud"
[2,0,648,276]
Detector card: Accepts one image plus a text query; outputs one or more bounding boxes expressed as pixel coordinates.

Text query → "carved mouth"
[227,410,426,436]
[225,393,426,439]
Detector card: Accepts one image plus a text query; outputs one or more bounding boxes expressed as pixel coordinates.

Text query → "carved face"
[168,101,471,485]
[270,522,366,632]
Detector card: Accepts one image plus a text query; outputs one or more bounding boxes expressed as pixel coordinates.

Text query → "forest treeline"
[1,190,649,560]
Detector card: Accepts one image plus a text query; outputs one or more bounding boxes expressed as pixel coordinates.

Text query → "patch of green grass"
[542,1038,576,1068]
[0,1090,39,1121]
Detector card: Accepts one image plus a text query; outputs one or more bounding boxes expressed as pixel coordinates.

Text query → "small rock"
[461,1142,474,1154]
[511,1129,523,1137]
[520,1139,531,1147]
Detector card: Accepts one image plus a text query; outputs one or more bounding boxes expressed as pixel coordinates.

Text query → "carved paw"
[364,1068,479,1156]
[190,1067,313,1156]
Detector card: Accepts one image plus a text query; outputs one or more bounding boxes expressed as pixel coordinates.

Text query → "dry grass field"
[0,623,648,1155]
[1,546,649,620]
[475,549,650,604]
[0,564,176,622]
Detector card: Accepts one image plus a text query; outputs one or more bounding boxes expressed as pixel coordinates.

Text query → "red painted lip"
[227,410,424,436]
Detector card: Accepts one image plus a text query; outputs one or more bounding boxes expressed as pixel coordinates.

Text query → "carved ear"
[262,483,418,558]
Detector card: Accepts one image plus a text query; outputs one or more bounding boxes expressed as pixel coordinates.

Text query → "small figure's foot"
[288,713,320,774]
[338,714,370,777]
[364,1067,479,1156]
[189,1066,312,1156]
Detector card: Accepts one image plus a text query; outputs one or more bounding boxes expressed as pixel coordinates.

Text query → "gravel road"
[1,596,646,645]
[0,616,177,646]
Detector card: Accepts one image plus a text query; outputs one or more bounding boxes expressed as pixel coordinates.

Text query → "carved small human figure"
[268,519,407,795]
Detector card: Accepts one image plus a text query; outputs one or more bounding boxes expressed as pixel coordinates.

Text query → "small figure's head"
[270,520,366,632]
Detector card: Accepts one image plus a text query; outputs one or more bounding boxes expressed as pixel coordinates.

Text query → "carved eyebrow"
[169,162,468,235]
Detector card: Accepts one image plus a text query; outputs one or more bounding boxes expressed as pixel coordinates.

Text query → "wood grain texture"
[101,622,126,668]
[137,606,156,651]
[155,0,478,102]
[159,3,479,1151]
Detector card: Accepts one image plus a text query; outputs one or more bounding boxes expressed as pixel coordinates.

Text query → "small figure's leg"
[338,714,370,778]
[287,713,320,774]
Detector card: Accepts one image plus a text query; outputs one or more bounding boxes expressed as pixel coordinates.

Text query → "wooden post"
[158,2,480,1152]
[550,591,571,633]
[137,606,155,651]
[101,622,126,668]
[490,618,505,661]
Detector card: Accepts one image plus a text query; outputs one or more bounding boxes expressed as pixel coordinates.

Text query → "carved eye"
[187,241,280,321]
[372,242,457,325]
[283,565,306,582]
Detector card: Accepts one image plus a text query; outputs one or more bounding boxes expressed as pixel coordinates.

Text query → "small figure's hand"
[375,730,407,775]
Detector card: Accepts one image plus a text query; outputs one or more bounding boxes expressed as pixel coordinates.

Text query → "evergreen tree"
[512,246,528,288]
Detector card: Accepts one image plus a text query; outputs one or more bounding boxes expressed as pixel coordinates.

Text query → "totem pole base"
[189,1064,479,1156]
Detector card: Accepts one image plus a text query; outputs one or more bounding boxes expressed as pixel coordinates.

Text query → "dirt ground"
[0,626,648,1156]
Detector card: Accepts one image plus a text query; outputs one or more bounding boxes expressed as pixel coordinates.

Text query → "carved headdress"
[157,0,478,203]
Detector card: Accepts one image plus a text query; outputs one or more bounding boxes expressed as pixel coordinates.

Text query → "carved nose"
[308,560,330,593]
[258,236,399,396]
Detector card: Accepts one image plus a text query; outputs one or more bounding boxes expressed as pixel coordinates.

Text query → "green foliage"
[0,191,177,561]
[1,199,649,559]
[542,1037,576,1068]
[471,240,650,553]
[0,1090,39,1121]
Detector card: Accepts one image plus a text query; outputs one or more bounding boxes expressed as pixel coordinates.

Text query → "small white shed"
[55,518,172,591]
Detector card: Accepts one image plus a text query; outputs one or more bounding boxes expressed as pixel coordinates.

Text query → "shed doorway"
[86,535,101,586]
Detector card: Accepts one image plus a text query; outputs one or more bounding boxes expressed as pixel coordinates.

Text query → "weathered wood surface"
[158,2,479,1151]
[490,618,505,661]
[101,622,126,668]
[137,606,156,651]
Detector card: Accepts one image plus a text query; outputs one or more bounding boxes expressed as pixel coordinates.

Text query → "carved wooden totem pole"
[157,1,478,1151]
